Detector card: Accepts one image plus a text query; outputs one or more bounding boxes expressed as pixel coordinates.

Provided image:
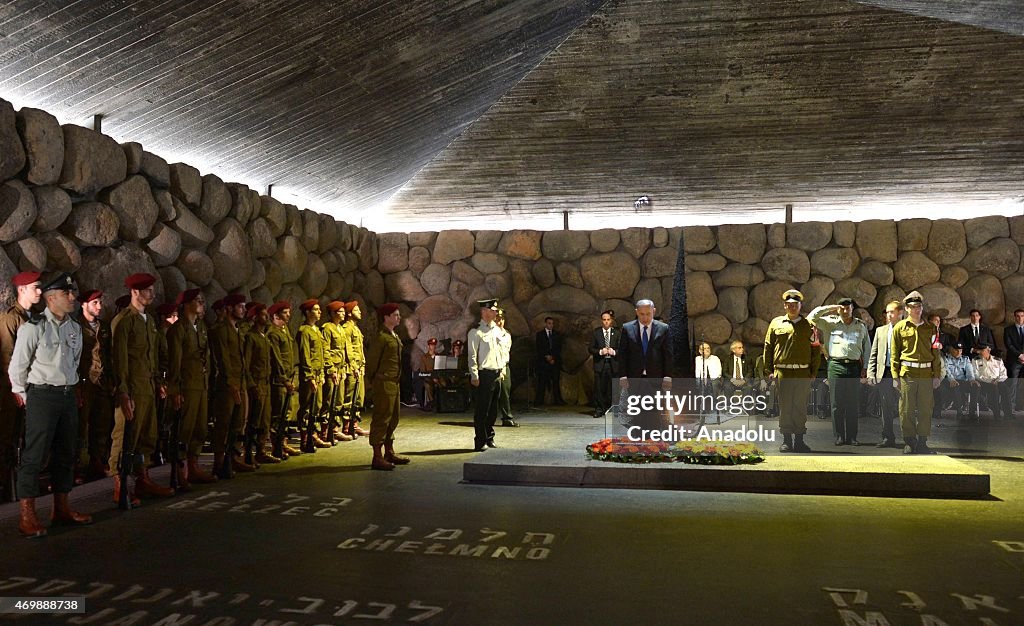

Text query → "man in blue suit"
[617,299,673,428]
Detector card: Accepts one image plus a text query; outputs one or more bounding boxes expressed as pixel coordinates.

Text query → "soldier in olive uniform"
[763,289,822,453]
[75,290,114,481]
[808,297,872,446]
[891,291,943,454]
[244,303,280,464]
[365,303,408,470]
[342,301,369,437]
[109,273,174,502]
[321,301,352,442]
[267,301,300,459]
[165,289,217,485]
[9,273,91,537]
[210,293,251,477]
[297,299,329,452]
[1,271,42,502]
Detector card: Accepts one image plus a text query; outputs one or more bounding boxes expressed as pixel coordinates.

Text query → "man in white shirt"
[468,299,507,451]
[974,344,1012,420]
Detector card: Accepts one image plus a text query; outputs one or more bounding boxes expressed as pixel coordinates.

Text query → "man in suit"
[617,299,673,428]
[534,317,564,405]
[588,310,620,418]
[1003,308,1024,415]
[867,300,903,447]
[958,309,996,359]
[722,340,753,401]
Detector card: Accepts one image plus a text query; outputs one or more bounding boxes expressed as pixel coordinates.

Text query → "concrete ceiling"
[1,0,1022,231]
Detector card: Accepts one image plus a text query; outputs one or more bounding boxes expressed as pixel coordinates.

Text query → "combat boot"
[213,453,234,480]
[19,498,46,538]
[256,446,282,464]
[792,434,812,453]
[52,492,92,526]
[231,453,256,473]
[353,420,370,437]
[916,437,936,455]
[312,433,332,449]
[173,461,191,492]
[779,433,793,453]
[384,442,410,465]
[112,476,142,507]
[187,455,218,483]
[134,467,174,498]
[333,427,354,442]
[371,445,394,471]
[283,442,303,457]
[903,437,917,455]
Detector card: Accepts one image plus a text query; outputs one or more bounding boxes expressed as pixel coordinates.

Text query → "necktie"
[735,356,742,378]
[641,325,649,355]
[884,326,891,368]
[547,330,552,349]
[1018,326,1022,343]
[604,329,610,349]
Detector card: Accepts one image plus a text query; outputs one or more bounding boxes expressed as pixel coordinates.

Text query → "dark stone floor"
[1,405,1022,625]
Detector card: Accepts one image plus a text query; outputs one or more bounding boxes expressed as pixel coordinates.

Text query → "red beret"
[377,303,399,317]
[78,289,102,304]
[124,273,156,290]
[222,293,246,307]
[344,301,359,313]
[299,298,319,312]
[246,302,266,319]
[267,301,290,317]
[327,301,345,313]
[115,294,131,309]
[12,271,42,287]
[175,288,201,306]
[157,303,178,318]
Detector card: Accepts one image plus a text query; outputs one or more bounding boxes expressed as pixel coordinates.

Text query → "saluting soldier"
[9,273,91,537]
[321,301,352,442]
[890,291,943,454]
[165,289,217,485]
[244,303,280,464]
[365,303,408,470]
[75,289,114,482]
[764,289,822,453]
[808,297,872,446]
[342,301,369,437]
[267,301,301,459]
[297,299,329,452]
[1,271,42,502]
[109,273,174,503]
[209,293,251,477]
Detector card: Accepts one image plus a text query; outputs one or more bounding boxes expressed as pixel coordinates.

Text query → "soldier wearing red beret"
[267,301,301,459]
[243,303,279,464]
[297,299,329,452]
[209,293,251,477]
[73,289,114,483]
[321,301,352,443]
[341,301,369,438]
[365,303,408,470]
[0,271,42,501]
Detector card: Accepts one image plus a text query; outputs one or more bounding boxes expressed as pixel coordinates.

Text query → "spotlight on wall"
[634,195,652,211]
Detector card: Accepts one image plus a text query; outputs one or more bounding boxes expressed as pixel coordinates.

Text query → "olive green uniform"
[210,321,246,456]
[763,315,822,436]
[76,314,114,470]
[268,323,298,451]
[296,323,326,430]
[109,307,162,468]
[890,319,942,441]
[0,303,30,498]
[166,318,211,457]
[342,319,366,422]
[366,329,402,446]
[321,321,348,427]
[244,326,272,438]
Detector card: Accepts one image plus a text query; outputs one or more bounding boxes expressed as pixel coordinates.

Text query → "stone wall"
[384,218,1024,404]
[0,98,378,333]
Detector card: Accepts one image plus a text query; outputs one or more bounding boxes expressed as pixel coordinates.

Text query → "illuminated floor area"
[1,405,1022,625]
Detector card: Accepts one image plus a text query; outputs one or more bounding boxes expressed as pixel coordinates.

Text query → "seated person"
[940,342,975,421]
[974,343,1012,420]
[722,340,752,396]
[695,342,722,393]
[413,338,439,409]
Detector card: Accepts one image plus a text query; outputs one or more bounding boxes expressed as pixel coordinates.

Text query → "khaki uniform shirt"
[8,308,83,398]
[890,318,942,378]
[342,319,365,375]
[268,323,297,387]
[366,329,402,383]
[244,327,272,388]
[321,321,348,377]
[807,307,872,362]
[166,318,210,395]
[763,315,822,375]
[0,303,30,391]
[210,321,245,390]
[112,306,160,397]
[297,324,326,384]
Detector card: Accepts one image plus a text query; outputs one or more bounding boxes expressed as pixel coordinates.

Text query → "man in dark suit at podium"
[535,317,564,405]
[1004,308,1024,414]
[617,299,673,428]
[588,310,621,418]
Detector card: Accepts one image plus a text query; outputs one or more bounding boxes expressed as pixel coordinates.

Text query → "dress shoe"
[778,443,792,452]
[848,440,860,446]
[501,418,519,427]
[474,445,487,452]
[52,493,92,526]
[485,440,499,449]
[876,438,894,448]
[792,440,811,453]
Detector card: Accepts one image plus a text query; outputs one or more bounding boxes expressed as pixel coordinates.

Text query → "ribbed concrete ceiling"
[1,0,1022,231]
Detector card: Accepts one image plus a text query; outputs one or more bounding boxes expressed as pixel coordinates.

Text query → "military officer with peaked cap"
[1,271,42,502]
[764,288,822,453]
[468,298,507,452]
[9,273,91,537]
[890,291,943,454]
[110,272,175,502]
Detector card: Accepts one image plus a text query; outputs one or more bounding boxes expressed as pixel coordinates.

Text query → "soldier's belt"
[901,362,933,369]
[775,364,808,369]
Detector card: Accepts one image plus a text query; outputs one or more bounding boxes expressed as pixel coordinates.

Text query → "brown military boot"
[231,453,256,472]
[174,461,191,492]
[18,498,47,538]
[52,492,92,526]
[333,427,354,442]
[112,475,142,507]
[187,455,217,483]
[371,445,394,471]
[283,442,302,456]
[134,467,174,498]
[353,421,370,437]
[312,432,332,449]
[255,445,282,464]
[384,442,410,465]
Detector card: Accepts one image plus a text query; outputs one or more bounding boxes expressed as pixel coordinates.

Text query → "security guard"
[808,297,872,446]
[764,289,822,452]
[890,291,942,454]
[0,271,41,502]
[267,301,300,459]
[244,302,280,464]
[321,301,352,442]
[110,272,174,502]
[495,309,517,427]
[165,288,217,485]
[297,299,329,452]
[75,289,114,481]
[468,298,507,451]
[9,272,90,537]
[209,293,250,477]
[365,303,407,470]
[341,301,368,437]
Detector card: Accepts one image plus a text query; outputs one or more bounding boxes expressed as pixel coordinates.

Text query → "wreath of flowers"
[586,437,765,465]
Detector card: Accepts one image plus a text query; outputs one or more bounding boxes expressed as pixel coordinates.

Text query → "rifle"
[167,403,184,492]
[117,415,142,510]
[153,391,170,467]
[325,376,342,445]
[272,386,295,459]
[243,393,257,467]
[300,384,317,454]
